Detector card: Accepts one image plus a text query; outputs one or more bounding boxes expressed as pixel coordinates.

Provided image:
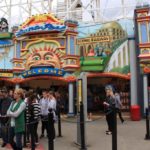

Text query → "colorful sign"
[0,72,13,77]
[22,67,65,78]
[77,79,83,112]
[16,23,66,37]
[76,36,110,45]
[16,14,66,37]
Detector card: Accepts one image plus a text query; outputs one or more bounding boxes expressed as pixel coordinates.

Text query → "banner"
[0,73,13,77]
[16,23,66,37]
[22,67,65,78]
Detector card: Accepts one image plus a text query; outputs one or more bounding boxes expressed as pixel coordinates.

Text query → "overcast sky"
[0,0,149,28]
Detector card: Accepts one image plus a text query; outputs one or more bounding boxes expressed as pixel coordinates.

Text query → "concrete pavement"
[1,114,150,150]
[43,116,150,150]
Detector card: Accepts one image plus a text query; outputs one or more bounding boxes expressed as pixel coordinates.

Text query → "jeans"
[0,123,2,138]
[106,112,114,132]
[41,116,48,136]
[8,127,23,150]
[116,108,124,123]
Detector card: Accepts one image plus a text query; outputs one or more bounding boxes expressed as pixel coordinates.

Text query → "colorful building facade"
[134,5,150,114]
[0,13,132,115]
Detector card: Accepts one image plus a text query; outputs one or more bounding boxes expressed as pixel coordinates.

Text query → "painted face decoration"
[25,42,62,69]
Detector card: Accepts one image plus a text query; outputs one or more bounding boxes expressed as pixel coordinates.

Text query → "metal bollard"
[48,109,55,150]
[23,113,27,148]
[145,108,150,139]
[80,102,87,150]
[57,105,62,137]
[112,105,117,150]
[30,123,35,150]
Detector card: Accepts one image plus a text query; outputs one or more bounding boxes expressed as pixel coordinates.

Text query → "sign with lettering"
[16,23,66,37]
[76,36,110,45]
[0,73,13,77]
[22,67,65,78]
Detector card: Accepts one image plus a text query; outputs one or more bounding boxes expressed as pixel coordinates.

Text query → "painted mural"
[0,13,134,85]
[11,14,79,82]
[0,18,13,75]
[77,19,133,74]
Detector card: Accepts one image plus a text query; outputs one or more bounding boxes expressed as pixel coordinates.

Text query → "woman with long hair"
[26,93,41,149]
[103,85,116,135]
[7,88,26,150]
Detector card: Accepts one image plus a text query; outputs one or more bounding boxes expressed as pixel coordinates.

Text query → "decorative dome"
[101,21,123,30]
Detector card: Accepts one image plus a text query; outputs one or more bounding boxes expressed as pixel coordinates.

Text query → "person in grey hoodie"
[115,91,124,123]
[103,85,116,135]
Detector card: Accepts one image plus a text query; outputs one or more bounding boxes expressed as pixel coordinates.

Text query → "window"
[70,37,75,54]
[140,22,148,43]
[80,46,84,57]
[118,52,121,67]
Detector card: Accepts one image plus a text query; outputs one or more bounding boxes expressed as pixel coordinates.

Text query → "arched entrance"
[19,76,68,89]
[87,72,130,112]
[0,78,14,89]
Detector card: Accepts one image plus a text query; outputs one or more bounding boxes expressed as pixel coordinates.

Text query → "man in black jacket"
[0,89,12,147]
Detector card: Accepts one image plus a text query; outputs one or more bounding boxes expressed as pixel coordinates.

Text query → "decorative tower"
[62,20,80,72]
[11,39,25,73]
[135,4,150,114]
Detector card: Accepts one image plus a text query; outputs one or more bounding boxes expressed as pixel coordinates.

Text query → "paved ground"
[1,113,150,150]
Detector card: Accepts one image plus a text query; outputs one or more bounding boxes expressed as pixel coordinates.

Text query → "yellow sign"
[0,73,13,78]
[77,79,82,112]
[78,80,82,103]
[76,36,110,45]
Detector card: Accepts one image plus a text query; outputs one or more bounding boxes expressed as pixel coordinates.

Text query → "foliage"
[110,67,123,73]
[122,65,130,74]
[110,65,130,74]
[112,38,127,52]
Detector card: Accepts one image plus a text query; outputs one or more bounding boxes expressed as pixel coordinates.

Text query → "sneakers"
[106,131,112,135]
[87,119,92,122]
[35,142,39,145]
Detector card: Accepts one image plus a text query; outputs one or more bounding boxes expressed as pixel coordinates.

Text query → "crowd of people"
[0,85,125,149]
[0,87,61,150]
